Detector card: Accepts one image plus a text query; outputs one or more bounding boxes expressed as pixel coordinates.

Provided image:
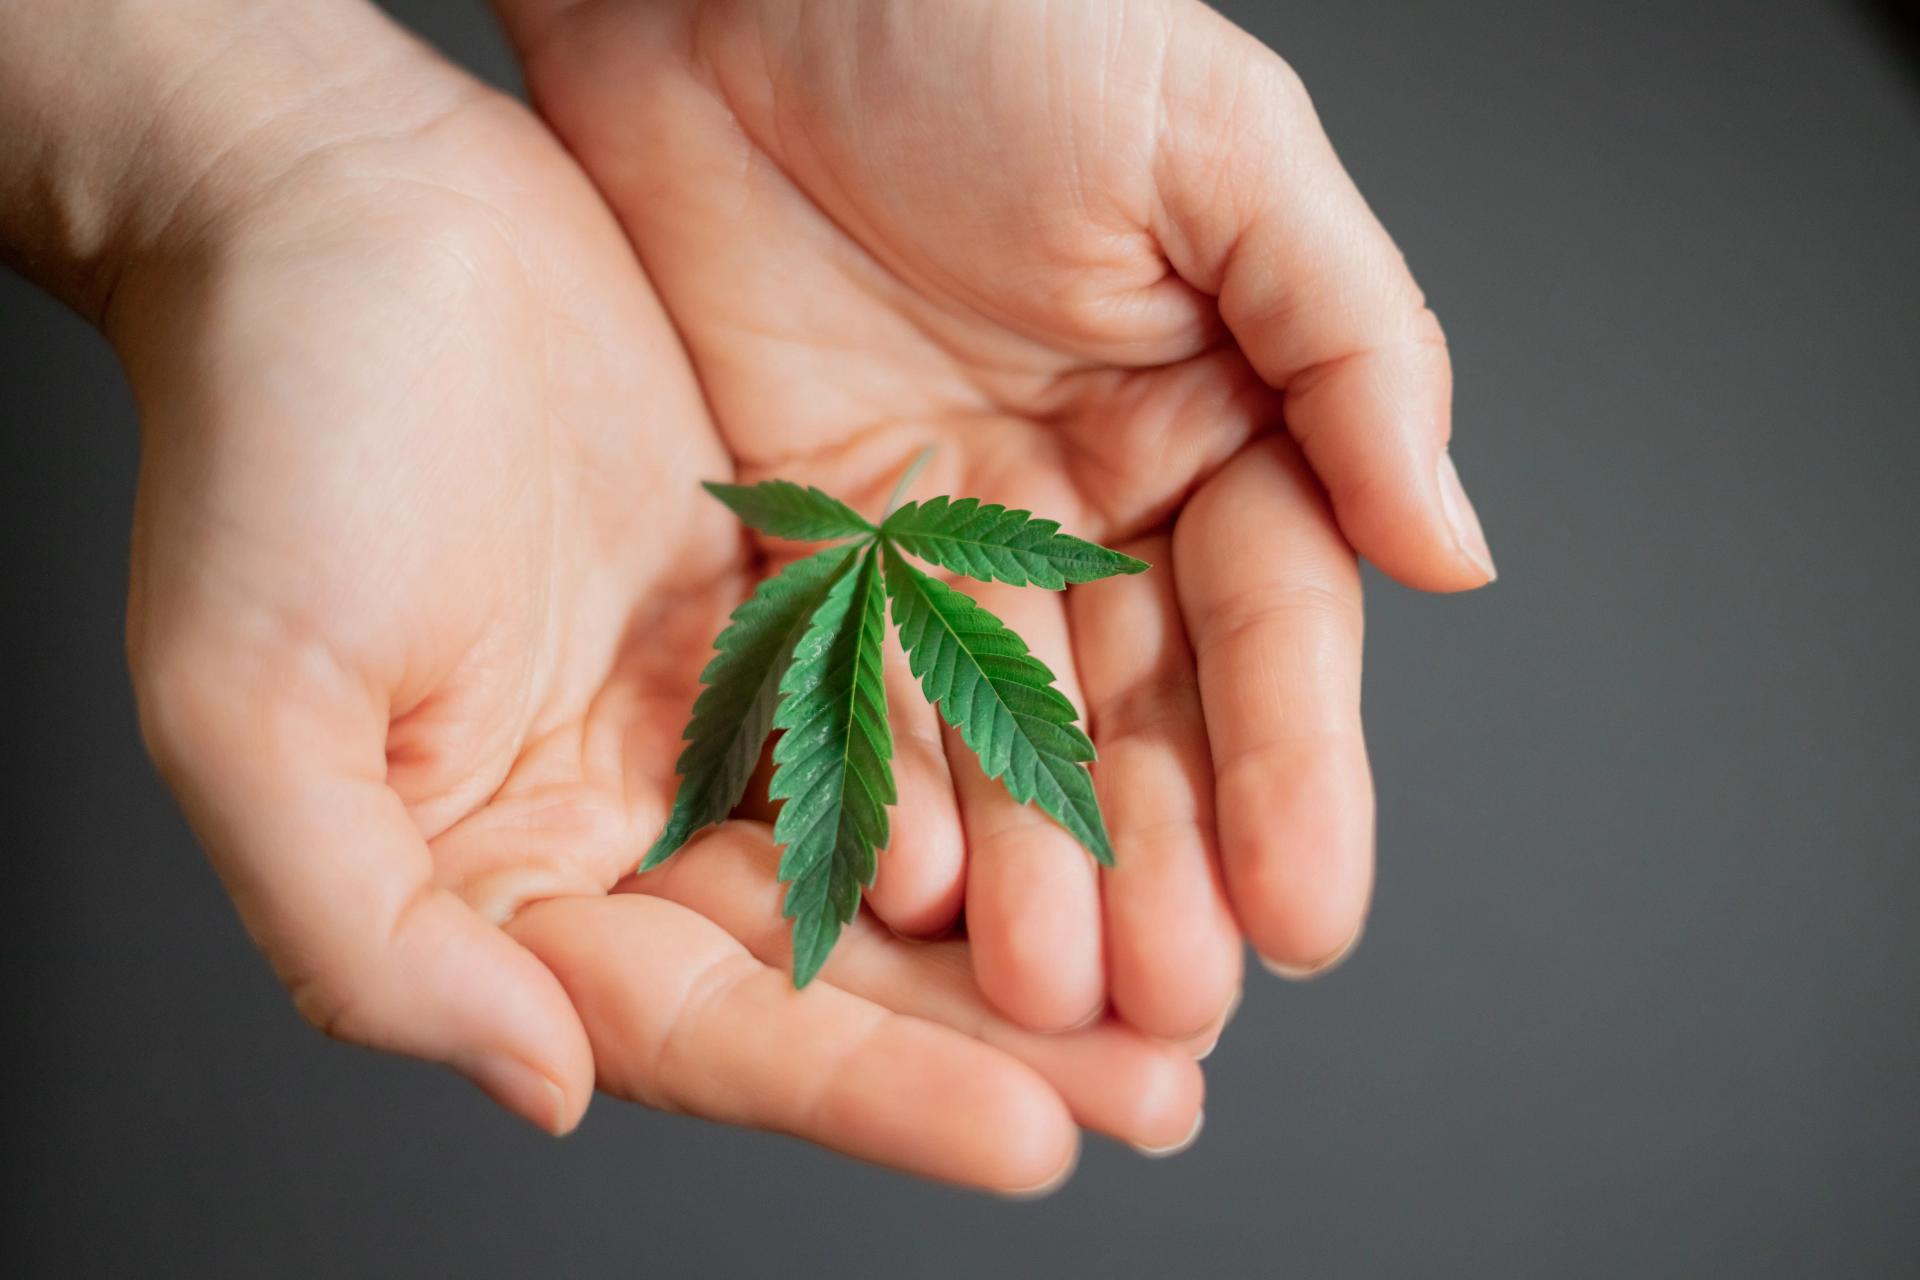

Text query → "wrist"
[0,0,466,325]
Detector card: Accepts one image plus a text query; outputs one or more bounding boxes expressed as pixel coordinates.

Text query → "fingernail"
[1192,987,1243,1061]
[1131,1109,1204,1159]
[998,1148,1080,1200]
[1258,921,1365,982]
[1436,451,1496,582]
[462,1053,570,1135]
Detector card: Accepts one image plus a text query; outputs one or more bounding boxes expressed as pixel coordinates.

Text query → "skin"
[2,0,1492,1190]
[4,0,1201,1192]
[496,0,1495,1038]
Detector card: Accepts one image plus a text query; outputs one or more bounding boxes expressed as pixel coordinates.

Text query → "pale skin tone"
[0,0,1490,1192]
[501,0,1495,1033]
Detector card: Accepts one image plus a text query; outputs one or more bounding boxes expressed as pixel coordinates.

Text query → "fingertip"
[980,1069,1083,1196]
[866,775,965,937]
[454,940,598,1135]
[980,973,1106,1036]
[1259,917,1364,982]
[279,878,599,1140]
[972,885,1108,1033]
[1436,449,1497,585]
[1100,815,1242,1042]
[870,649,967,937]
[995,1138,1081,1200]
[963,816,1106,1032]
[551,1087,592,1136]
[1131,1107,1204,1159]
[866,856,965,939]
[1335,447,1495,593]
[1219,741,1375,971]
[1183,984,1244,1060]
[1334,493,1495,595]
[1285,351,1492,593]
[1108,910,1243,1043]
[542,1035,596,1135]
[1240,877,1371,978]
[1120,1043,1207,1154]
[457,1051,586,1136]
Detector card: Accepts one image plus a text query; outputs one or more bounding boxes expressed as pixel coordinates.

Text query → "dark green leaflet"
[641,543,861,870]
[882,496,1147,589]
[768,543,894,987]
[881,542,1113,866]
[704,479,876,542]
[655,466,1139,985]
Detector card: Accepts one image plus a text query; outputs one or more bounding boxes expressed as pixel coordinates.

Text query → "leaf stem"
[881,446,936,520]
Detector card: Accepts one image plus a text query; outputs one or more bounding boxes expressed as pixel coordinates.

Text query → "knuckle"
[647,952,761,1115]
[1197,581,1364,666]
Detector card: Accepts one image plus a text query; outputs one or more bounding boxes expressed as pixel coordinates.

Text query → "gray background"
[3,0,1916,1274]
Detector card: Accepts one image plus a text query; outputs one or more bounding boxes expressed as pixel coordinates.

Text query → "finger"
[865,633,966,936]
[1179,986,1245,1063]
[508,889,1080,1193]
[1151,13,1494,591]
[1172,437,1374,974]
[134,651,594,1133]
[944,581,1106,1032]
[1067,536,1243,1039]
[635,824,1204,1153]
[490,0,589,54]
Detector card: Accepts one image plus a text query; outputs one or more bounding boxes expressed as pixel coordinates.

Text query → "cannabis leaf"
[882,496,1148,589]
[705,479,876,541]
[645,469,1143,985]
[769,544,893,986]
[642,544,861,869]
[882,546,1113,865]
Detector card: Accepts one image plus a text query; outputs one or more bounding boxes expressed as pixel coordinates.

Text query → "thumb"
[135,642,595,1134]
[1151,11,1495,591]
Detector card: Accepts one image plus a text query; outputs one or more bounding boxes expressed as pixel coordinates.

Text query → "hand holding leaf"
[646,471,1147,984]
[507,0,1436,1040]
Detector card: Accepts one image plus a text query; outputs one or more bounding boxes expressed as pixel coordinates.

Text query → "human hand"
[11,0,1200,1188]
[499,0,1496,1039]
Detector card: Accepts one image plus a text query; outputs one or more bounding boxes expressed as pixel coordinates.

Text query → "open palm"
[504,0,1496,1038]
[117,50,1198,1191]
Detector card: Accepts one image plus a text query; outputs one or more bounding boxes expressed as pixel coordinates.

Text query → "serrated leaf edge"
[881,495,1148,589]
[880,539,1114,866]
[640,542,865,870]
[768,542,893,986]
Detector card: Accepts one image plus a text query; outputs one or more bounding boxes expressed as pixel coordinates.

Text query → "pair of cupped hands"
[110,0,1493,1193]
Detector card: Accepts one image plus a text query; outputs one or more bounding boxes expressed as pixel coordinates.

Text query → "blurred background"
[3,0,1915,1274]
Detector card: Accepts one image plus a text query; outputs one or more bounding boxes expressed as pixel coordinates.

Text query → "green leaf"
[882,496,1147,588]
[769,543,894,987]
[704,480,876,542]
[642,543,863,870]
[882,542,1113,866]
